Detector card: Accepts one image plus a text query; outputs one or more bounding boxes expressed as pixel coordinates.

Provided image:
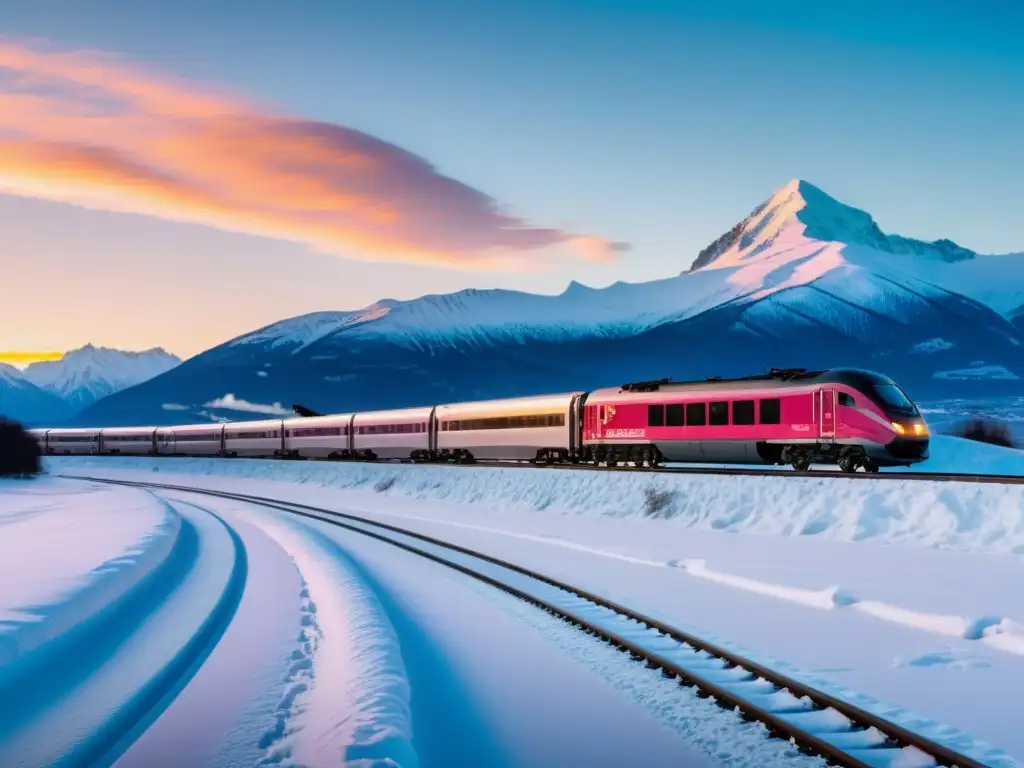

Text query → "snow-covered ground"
[7,435,1024,765]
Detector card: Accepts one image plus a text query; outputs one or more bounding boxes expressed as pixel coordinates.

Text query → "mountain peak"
[22,344,182,413]
[689,178,976,272]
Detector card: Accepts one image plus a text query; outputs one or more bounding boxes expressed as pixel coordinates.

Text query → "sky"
[0,0,1022,362]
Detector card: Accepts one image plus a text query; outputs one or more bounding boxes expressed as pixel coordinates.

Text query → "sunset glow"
[0,350,64,367]
[0,38,624,270]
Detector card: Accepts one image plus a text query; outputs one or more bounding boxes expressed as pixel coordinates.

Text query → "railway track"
[65,473,993,768]
[53,451,1024,485]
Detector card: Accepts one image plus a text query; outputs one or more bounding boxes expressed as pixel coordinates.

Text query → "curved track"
[66,474,992,768]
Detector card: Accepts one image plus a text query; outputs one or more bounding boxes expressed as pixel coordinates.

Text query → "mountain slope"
[76,178,1024,426]
[0,365,75,425]
[23,344,181,413]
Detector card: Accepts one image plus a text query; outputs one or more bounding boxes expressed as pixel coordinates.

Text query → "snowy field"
[4,435,1023,766]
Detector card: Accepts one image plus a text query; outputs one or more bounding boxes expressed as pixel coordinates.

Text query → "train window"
[759,398,781,424]
[686,402,706,426]
[709,401,729,425]
[666,403,684,427]
[648,404,664,427]
[838,392,856,407]
[733,400,755,425]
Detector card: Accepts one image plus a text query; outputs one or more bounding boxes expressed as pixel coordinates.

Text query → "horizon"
[2,1,1022,360]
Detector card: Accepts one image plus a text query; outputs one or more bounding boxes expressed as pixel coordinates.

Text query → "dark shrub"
[950,417,1017,449]
[0,418,42,478]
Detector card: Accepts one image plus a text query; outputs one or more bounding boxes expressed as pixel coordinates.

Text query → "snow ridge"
[247,512,418,767]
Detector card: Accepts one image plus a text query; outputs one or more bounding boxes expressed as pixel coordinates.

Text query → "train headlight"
[891,421,928,437]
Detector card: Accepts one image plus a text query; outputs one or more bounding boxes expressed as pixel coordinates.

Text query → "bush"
[950,417,1017,449]
[643,486,678,518]
[0,418,42,478]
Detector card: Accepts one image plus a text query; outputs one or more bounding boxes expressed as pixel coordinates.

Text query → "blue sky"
[1,0,1021,358]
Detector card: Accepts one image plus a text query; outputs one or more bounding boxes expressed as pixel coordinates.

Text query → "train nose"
[885,435,930,461]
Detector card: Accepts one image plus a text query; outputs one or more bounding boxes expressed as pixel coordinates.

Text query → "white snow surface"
[223,179,1024,350]
[22,344,180,410]
[49,439,1024,765]
[242,510,418,767]
[0,477,176,661]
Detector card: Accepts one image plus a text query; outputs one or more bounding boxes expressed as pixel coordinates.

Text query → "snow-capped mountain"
[0,364,74,425]
[76,179,1024,427]
[23,344,181,413]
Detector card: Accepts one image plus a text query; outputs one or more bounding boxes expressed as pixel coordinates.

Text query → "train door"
[819,389,836,440]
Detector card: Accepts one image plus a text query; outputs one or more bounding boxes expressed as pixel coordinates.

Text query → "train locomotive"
[34,367,930,473]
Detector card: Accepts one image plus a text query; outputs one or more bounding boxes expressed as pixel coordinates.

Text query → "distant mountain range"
[1,345,180,424]
[74,178,1024,427]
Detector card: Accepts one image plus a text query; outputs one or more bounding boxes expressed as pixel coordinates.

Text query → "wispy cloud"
[203,393,291,415]
[0,38,628,269]
[0,350,64,366]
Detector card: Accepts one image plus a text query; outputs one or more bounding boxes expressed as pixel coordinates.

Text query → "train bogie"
[223,419,285,458]
[283,414,354,458]
[351,407,434,461]
[44,428,101,455]
[435,392,584,463]
[100,427,158,455]
[167,424,225,456]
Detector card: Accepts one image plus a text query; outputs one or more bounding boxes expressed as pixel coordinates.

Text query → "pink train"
[37,367,929,474]
[582,367,929,472]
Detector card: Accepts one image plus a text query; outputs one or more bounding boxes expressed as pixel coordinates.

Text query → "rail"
[48,451,1024,485]
[63,474,993,768]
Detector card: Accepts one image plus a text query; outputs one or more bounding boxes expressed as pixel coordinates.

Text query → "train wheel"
[838,455,858,473]
[791,455,811,472]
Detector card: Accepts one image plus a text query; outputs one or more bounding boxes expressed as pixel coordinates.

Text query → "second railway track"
[65,473,993,768]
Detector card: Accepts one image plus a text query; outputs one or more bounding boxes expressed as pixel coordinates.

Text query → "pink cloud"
[0,38,628,269]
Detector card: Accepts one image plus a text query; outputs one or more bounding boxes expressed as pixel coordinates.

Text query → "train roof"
[606,368,903,395]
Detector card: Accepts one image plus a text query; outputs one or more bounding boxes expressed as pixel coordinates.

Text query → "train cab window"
[733,400,755,425]
[686,402,706,426]
[838,392,856,407]
[759,398,781,424]
[648,404,665,427]
[709,401,729,426]
[666,403,684,427]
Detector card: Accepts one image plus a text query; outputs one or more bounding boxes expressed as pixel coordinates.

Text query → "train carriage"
[582,368,929,472]
[351,406,434,461]
[283,413,354,459]
[223,418,286,458]
[167,423,225,456]
[100,426,158,455]
[44,428,101,455]
[436,392,586,463]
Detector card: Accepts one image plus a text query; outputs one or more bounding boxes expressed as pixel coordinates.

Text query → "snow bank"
[0,477,179,675]
[51,441,1024,556]
[243,511,418,767]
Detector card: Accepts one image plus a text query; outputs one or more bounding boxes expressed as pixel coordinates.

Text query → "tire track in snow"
[244,511,419,768]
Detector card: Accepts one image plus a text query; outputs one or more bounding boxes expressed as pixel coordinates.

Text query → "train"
[30,367,930,473]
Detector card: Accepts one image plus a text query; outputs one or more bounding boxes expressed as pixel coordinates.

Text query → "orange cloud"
[0,350,64,366]
[0,38,629,269]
